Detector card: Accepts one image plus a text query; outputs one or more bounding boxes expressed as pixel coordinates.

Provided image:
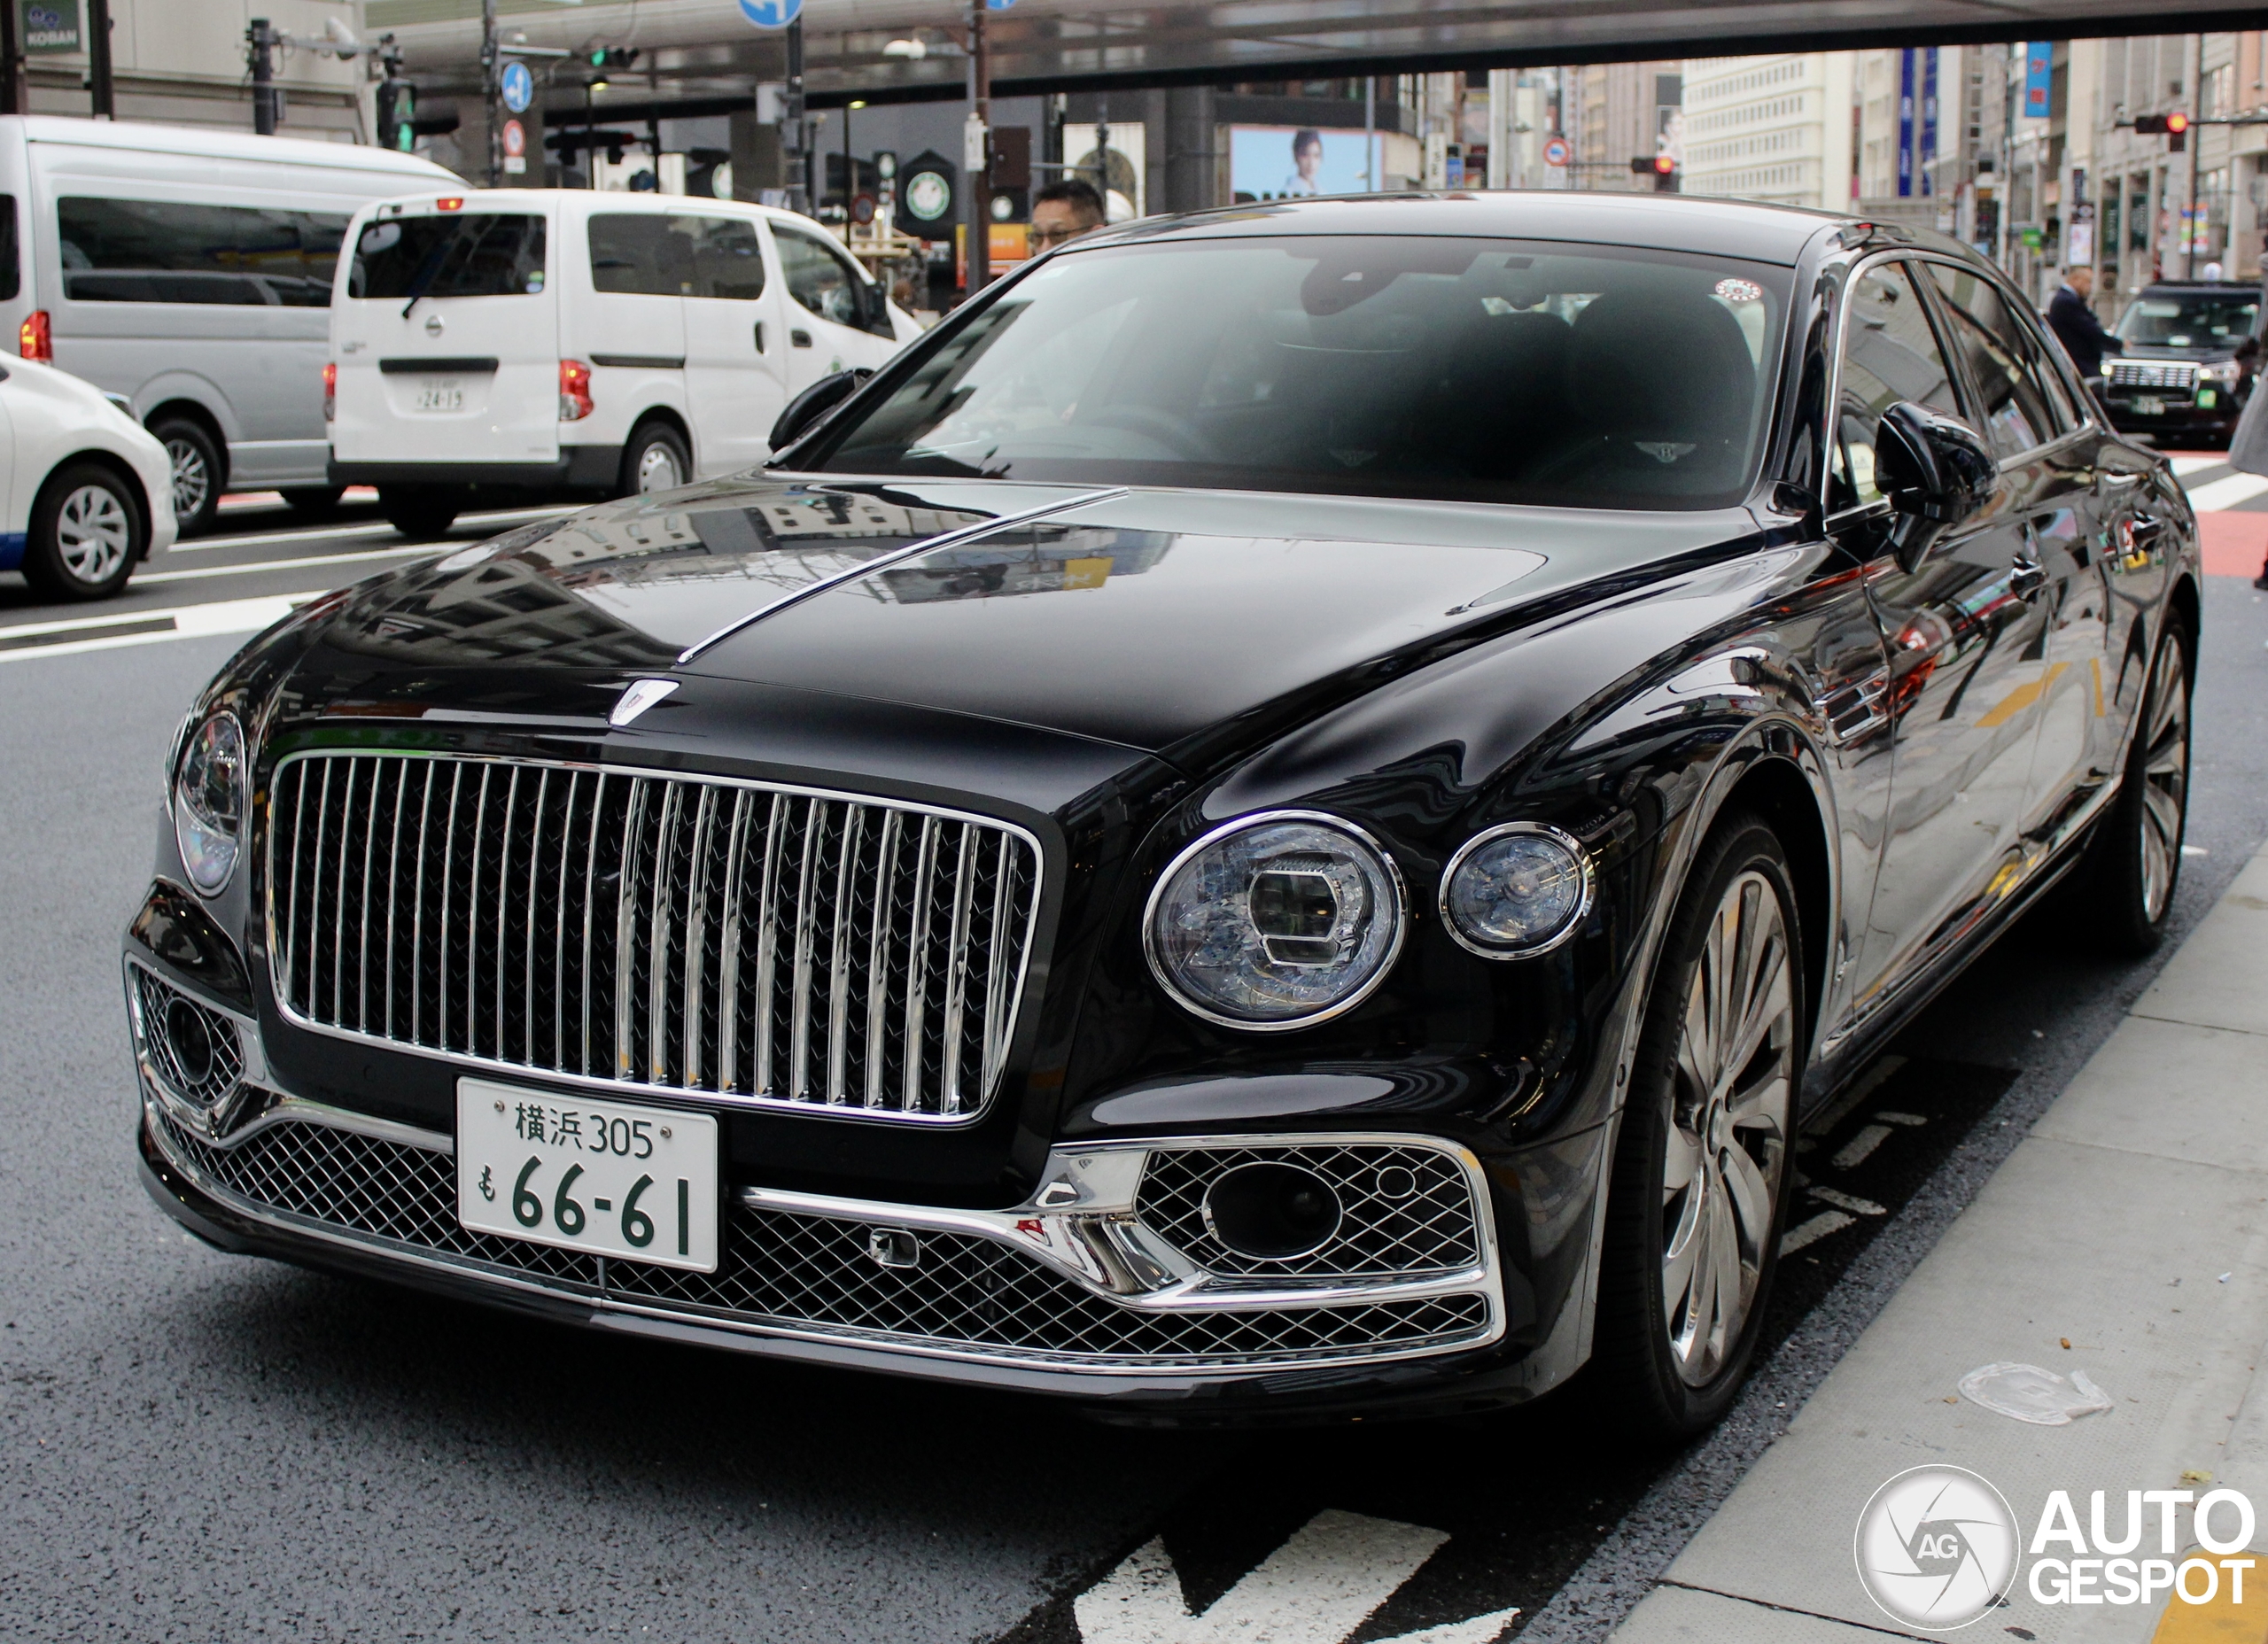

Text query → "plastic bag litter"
[1957,1361,2115,1425]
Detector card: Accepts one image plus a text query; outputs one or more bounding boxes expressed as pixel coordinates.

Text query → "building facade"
[1680,52,1854,209]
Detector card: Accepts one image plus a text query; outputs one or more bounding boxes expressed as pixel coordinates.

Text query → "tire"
[1590,810,1804,1443]
[149,415,222,537]
[20,461,145,601]
[619,419,691,498]
[2076,620,2194,956]
[280,485,344,516]
[380,486,459,539]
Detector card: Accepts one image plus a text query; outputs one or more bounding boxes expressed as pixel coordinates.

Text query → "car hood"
[314,474,1766,769]
[2120,342,2242,361]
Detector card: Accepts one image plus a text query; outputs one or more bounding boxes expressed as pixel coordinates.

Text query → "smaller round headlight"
[1440,823,1592,958]
[174,711,246,896]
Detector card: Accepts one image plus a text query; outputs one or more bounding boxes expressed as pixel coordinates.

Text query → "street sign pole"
[481,0,500,187]
[966,0,990,293]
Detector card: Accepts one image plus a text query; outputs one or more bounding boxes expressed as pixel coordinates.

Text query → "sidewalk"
[1609,844,2268,1643]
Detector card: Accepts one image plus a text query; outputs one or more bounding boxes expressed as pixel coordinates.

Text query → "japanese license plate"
[2134,395,2165,416]
[456,1078,719,1272]
[413,380,463,412]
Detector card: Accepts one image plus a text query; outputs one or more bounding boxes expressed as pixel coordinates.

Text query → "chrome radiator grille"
[266,753,1042,1122]
[2108,360,2198,391]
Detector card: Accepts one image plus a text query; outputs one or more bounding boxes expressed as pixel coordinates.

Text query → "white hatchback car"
[0,353,175,599]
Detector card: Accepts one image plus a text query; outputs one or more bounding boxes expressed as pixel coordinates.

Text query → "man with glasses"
[1031,178,1107,252]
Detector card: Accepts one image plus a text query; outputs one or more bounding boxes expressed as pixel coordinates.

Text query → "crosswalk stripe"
[2186,472,2268,512]
[0,591,323,663]
[2171,454,2231,477]
[136,544,444,585]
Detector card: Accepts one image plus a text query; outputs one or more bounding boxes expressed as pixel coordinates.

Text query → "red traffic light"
[1653,153,1676,174]
[2166,111,2190,133]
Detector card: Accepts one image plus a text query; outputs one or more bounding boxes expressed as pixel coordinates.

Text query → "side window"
[1922,263,2065,458]
[682,215,766,301]
[773,224,885,336]
[0,194,18,303]
[1832,260,1962,511]
[588,213,691,296]
[58,198,345,306]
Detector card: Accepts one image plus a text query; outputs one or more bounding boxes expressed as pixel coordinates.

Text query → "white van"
[0,116,457,533]
[327,190,918,537]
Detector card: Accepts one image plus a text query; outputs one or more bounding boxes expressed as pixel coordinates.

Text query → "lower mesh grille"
[130,967,245,1112]
[151,1112,1491,1368]
[1134,1144,1481,1279]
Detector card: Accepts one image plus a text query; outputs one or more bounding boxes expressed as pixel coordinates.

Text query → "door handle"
[754,321,766,354]
[790,329,813,348]
[2099,469,2143,490]
[2009,552,2050,598]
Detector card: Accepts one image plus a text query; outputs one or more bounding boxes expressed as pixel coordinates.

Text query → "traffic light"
[2136,111,2190,151]
[1631,153,1678,191]
[377,79,416,152]
[588,47,637,72]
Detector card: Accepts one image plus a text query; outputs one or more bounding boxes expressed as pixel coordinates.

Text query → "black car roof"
[1080,190,1854,267]
[2134,282,2259,294]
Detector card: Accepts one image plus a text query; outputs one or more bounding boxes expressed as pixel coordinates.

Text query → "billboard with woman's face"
[1230,126,1372,201]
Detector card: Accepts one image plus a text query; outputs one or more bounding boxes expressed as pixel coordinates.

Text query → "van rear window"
[57,198,347,306]
[350,214,548,301]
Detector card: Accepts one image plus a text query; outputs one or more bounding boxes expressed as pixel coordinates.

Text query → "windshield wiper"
[399,221,469,320]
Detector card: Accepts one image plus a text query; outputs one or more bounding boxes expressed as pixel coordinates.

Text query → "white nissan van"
[327,190,918,537]
[0,116,457,534]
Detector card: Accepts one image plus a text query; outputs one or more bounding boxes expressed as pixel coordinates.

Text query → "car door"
[1919,260,2111,861]
[767,219,896,398]
[680,212,788,475]
[1830,257,2048,1020]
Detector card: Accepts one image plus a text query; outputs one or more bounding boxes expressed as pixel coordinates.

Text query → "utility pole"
[784,19,807,214]
[964,0,990,294]
[2183,34,2204,276]
[0,0,25,116]
[87,0,113,120]
[480,0,500,187]
[247,18,279,134]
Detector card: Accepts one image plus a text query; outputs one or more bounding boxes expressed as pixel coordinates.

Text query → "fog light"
[1441,822,1592,958]
[164,996,216,1090]
[1201,1162,1342,1259]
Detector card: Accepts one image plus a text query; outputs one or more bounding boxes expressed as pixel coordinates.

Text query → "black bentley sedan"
[129,194,2197,1435]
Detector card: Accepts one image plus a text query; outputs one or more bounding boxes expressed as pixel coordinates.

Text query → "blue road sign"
[499,59,533,113]
[738,0,804,27]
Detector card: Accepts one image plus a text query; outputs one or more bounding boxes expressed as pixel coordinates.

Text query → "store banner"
[22,0,79,52]
[2025,43,2053,119]
[1231,127,1369,201]
[1898,51,1915,198]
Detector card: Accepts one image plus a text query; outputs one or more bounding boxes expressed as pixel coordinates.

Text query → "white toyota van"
[0,116,457,533]
[327,190,918,537]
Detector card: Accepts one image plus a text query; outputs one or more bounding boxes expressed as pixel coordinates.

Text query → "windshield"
[806,235,1790,509]
[348,213,548,301]
[2116,291,2258,347]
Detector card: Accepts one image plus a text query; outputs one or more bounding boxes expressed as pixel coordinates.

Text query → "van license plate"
[2134,395,2165,416]
[456,1078,719,1272]
[414,381,464,412]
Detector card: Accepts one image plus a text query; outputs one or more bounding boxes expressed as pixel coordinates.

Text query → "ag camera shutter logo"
[1854,1467,2021,1629]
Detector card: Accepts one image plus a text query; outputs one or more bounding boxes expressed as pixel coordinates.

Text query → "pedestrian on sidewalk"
[2225,347,2268,587]
[2046,266,2123,383]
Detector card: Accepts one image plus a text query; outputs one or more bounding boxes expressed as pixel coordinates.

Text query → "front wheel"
[20,461,145,600]
[2080,621,2193,956]
[1591,811,1802,1442]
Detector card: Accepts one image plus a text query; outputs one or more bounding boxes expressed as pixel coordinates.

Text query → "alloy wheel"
[1660,868,1794,1386]
[167,437,211,523]
[2137,635,2191,924]
[635,440,683,493]
[56,484,132,586]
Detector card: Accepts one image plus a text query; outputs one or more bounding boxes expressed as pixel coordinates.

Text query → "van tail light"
[19,309,50,361]
[322,361,337,423]
[558,358,594,422]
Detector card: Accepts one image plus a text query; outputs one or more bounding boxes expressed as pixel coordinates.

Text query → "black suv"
[2101,279,2263,444]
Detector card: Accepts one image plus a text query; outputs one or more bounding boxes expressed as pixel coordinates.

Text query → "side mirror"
[768,367,874,459]
[1874,400,1997,570]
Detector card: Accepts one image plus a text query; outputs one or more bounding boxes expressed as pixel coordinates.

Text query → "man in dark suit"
[2046,266,2123,381]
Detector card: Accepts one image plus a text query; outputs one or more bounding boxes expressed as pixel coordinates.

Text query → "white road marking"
[2171,454,2232,477]
[0,591,322,663]
[1830,1124,1894,1170]
[1808,1186,1886,1216]
[1074,1510,1506,1644]
[170,502,571,554]
[136,545,444,585]
[1780,1210,1856,1253]
[2186,472,2268,511]
[1875,1111,1928,1127]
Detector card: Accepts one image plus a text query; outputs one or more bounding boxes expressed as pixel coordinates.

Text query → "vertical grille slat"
[268,755,1039,1125]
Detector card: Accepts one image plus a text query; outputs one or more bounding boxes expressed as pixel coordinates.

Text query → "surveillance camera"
[325,16,361,57]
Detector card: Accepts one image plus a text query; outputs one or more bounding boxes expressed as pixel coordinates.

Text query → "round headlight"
[174,711,246,896]
[1440,823,1592,958]
[1144,811,1406,1030]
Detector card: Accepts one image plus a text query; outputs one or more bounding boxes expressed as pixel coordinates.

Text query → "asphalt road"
[4,498,2265,1643]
